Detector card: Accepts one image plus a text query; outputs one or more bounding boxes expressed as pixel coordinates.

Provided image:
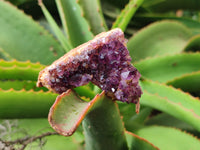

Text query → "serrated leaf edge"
[0,87,56,95]
[142,79,200,101]
[128,20,192,41]
[183,34,200,51]
[126,131,160,150]
[145,90,200,120]
[0,59,45,69]
[141,125,200,142]
[134,51,200,64]
[166,70,200,85]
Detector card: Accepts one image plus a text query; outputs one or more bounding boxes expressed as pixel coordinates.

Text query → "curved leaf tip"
[48,89,103,136]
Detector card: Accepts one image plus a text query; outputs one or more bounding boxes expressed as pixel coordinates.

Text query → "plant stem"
[82,93,128,150]
[112,0,144,31]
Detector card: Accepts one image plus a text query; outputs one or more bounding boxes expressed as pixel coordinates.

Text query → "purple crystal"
[44,40,142,104]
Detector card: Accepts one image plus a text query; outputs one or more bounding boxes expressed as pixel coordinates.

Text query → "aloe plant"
[1,0,200,149]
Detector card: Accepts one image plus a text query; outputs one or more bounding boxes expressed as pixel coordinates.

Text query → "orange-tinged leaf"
[48,89,100,136]
[126,131,159,150]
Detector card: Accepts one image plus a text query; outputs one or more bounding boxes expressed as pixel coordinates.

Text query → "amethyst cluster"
[37,29,142,104]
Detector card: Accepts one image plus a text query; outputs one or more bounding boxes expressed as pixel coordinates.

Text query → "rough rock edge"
[37,28,126,93]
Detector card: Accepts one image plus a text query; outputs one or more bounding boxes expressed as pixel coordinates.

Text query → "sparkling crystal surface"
[47,40,142,103]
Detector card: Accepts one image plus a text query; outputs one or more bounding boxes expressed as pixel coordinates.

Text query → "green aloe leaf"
[118,102,152,131]
[0,0,65,65]
[0,59,45,69]
[112,0,144,31]
[38,0,72,51]
[145,113,195,131]
[184,35,200,51]
[0,89,57,118]
[134,13,200,35]
[6,0,35,6]
[39,0,72,52]
[83,92,128,150]
[0,66,40,80]
[140,79,200,131]
[126,131,159,150]
[0,48,13,61]
[0,60,44,81]
[48,89,97,136]
[127,21,192,61]
[167,71,200,97]
[0,80,47,91]
[56,0,93,47]
[78,0,108,35]
[135,126,200,150]
[135,53,200,83]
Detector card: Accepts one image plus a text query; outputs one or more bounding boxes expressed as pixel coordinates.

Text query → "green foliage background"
[0,0,200,149]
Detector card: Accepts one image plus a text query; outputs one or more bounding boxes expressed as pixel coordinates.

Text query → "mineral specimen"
[37,28,142,104]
